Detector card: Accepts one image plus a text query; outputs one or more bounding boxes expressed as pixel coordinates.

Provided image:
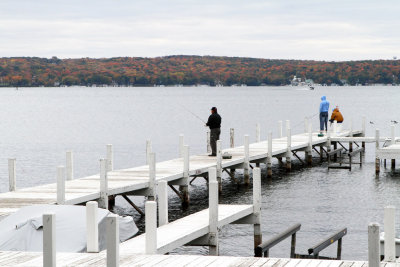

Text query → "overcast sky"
[0,0,399,61]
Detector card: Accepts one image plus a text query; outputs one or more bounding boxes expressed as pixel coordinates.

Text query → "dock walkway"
[0,251,396,266]
[0,126,362,219]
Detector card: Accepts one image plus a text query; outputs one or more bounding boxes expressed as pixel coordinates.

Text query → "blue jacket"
[319,96,330,113]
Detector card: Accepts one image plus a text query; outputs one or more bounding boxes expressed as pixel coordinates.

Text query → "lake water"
[0,85,399,260]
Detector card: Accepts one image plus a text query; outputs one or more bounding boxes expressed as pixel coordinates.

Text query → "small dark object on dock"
[222,152,232,159]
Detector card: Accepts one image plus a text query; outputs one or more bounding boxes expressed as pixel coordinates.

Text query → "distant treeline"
[0,55,399,87]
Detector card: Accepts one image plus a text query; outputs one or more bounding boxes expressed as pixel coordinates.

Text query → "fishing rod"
[178,104,207,124]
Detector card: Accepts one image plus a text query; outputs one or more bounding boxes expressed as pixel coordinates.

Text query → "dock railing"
[304,228,347,260]
[254,223,301,258]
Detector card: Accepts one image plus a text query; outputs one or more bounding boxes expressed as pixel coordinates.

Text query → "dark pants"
[210,128,221,155]
[319,112,328,131]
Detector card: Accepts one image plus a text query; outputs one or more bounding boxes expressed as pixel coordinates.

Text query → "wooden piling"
[107,214,119,267]
[375,129,380,174]
[244,135,250,185]
[368,223,380,267]
[256,123,261,143]
[216,140,222,193]
[66,151,73,181]
[149,153,156,201]
[106,144,113,172]
[267,131,272,178]
[99,159,108,209]
[8,158,16,192]
[253,167,262,248]
[286,128,292,171]
[208,167,219,256]
[158,180,168,226]
[145,201,157,254]
[43,213,56,267]
[333,142,338,162]
[180,146,190,205]
[384,206,396,262]
[86,201,99,253]
[57,166,65,205]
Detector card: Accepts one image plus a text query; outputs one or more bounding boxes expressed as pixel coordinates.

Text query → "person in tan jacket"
[329,106,344,124]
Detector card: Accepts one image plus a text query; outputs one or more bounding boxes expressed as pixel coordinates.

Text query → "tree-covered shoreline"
[0,55,399,87]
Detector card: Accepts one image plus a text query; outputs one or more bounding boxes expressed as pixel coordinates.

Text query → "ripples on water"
[0,86,399,260]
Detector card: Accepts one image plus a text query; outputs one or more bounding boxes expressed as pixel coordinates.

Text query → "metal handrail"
[308,228,347,259]
[255,223,301,258]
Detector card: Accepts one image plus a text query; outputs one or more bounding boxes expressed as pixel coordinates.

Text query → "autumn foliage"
[0,56,399,86]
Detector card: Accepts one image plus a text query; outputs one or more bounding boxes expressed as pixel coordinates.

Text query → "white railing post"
[278,120,283,138]
[145,201,157,254]
[43,213,56,267]
[57,166,65,205]
[286,128,292,171]
[230,128,235,148]
[99,159,108,209]
[149,152,156,201]
[384,206,396,262]
[66,151,73,181]
[304,117,309,133]
[362,116,366,137]
[207,131,211,153]
[253,167,262,247]
[391,125,395,145]
[267,131,272,178]
[106,214,119,267]
[216,140,222,193]
[181,146,190,204]
[244,135,250,185]
[179,134,184,157]
[106,144,113,171]
[376,129,380,149]
[375,129,380,174]
[368,223,380,267]
[8,158,16,191]
[286,120,290,136]
[208,167,219,255]
[307,123,313,165]
[158,180,168,226]
[256,123,261,142]
[146,140,152,165]
[333,120,337,134]
[350,118,353,137]
[86,201,99,253]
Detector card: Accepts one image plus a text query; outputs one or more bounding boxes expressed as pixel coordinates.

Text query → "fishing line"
[178,103,207,124]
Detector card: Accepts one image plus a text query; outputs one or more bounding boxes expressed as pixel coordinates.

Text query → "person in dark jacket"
[206,107,221,156]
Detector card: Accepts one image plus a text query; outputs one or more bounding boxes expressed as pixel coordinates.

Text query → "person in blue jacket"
[319,96,330,132]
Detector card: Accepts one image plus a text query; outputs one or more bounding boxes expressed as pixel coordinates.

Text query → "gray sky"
[0,0,399,60]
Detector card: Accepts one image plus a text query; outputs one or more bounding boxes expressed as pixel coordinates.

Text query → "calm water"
[0,85,399,260]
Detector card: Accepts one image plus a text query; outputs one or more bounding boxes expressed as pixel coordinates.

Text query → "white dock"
[0,252,389,267]
[0,123,363,219]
